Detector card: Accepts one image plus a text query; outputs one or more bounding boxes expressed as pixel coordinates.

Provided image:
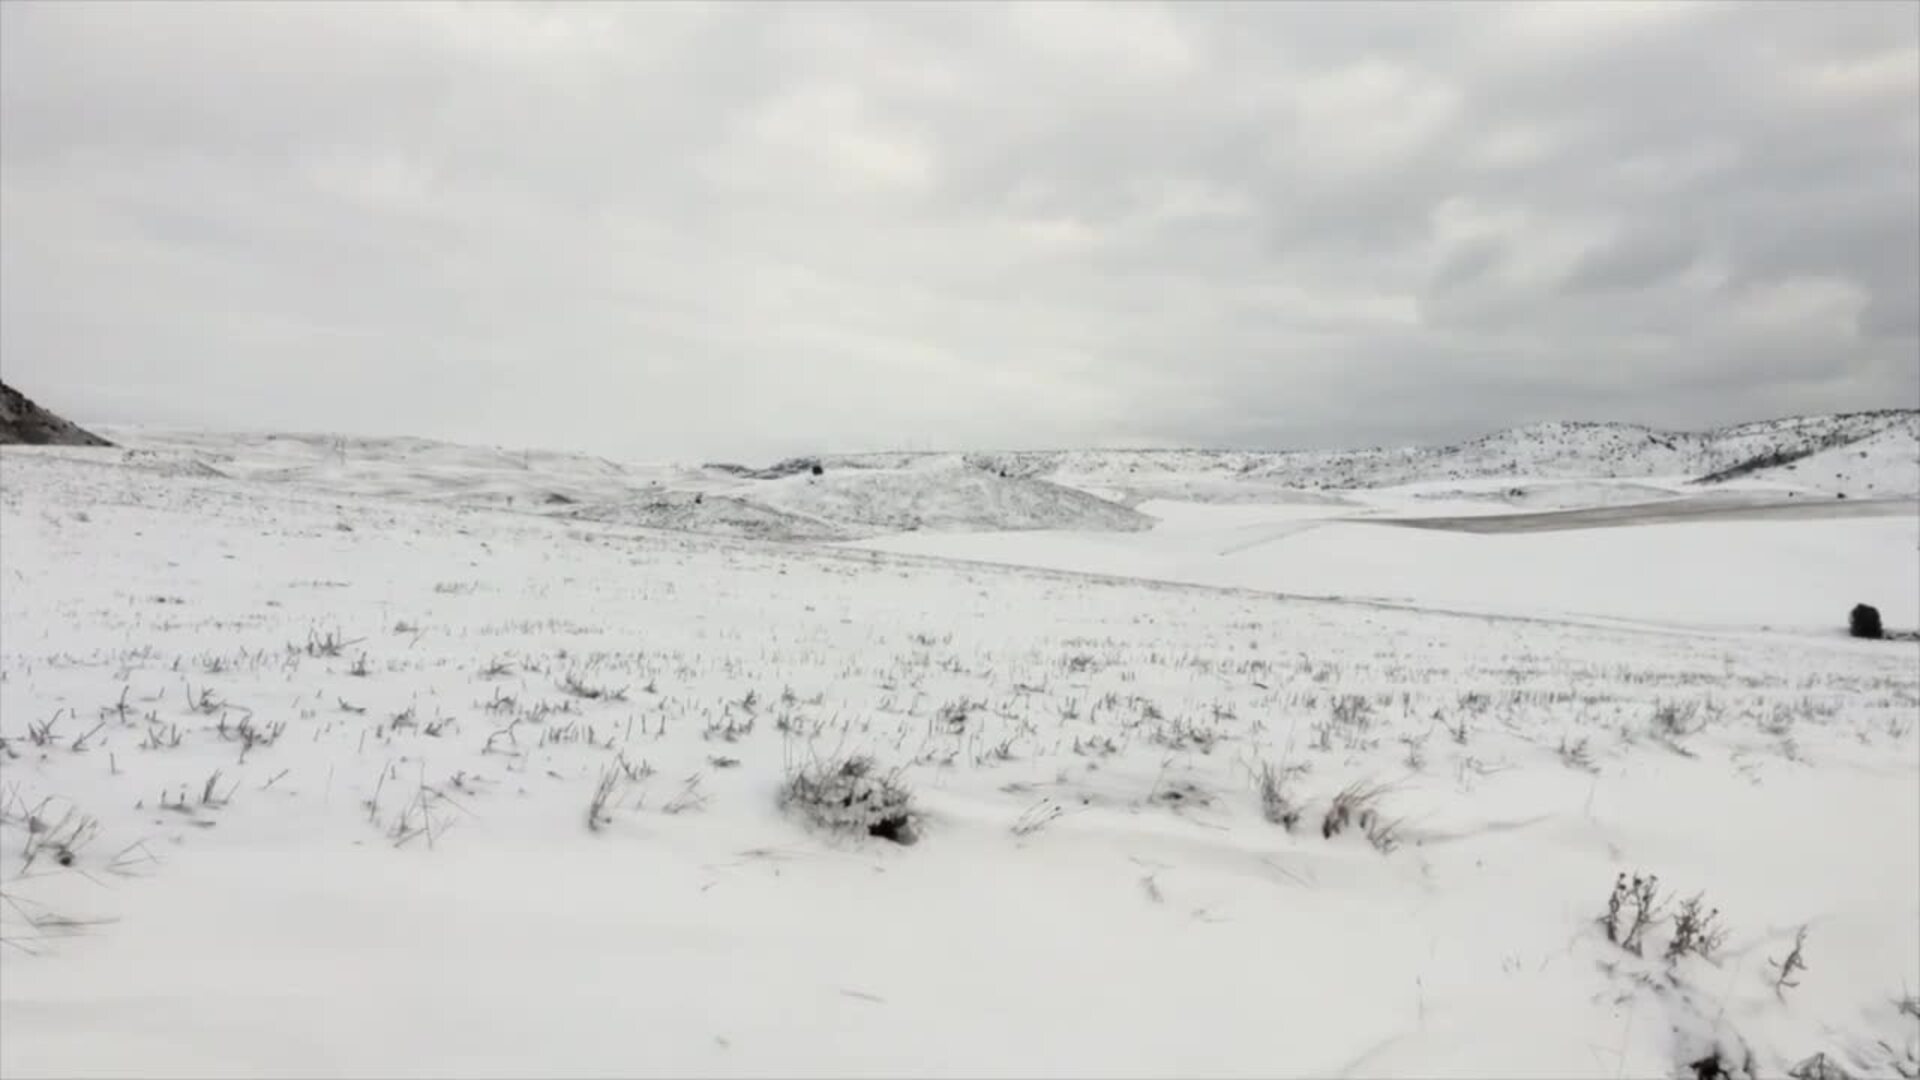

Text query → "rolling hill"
[65,408,1919,543]
[819,410,1918,496]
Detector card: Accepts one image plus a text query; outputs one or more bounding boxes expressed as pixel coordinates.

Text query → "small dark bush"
[1850,603,1884,639]
[1602,871,1664,955]
[1666,893,1726,961]
[1691,1048,1756,1080]
[810,463,824,477]
[782,755,917,844]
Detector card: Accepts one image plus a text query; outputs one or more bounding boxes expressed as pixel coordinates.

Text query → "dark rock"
[0,381,112,446]
[1850,604,1884,639]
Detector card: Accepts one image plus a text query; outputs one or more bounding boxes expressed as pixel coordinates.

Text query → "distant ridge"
[82,407,1917,543]
[800,409,1920,492]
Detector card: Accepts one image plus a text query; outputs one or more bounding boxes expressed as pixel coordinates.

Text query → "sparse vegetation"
[1557,734,1597,772]
[2,417,1915,1074]
[558,669,627,701]
[1255,759,1302,831]
[1011,800,1064,837]
[1771,926,1811,997]
[1666,893,1727,962]
[1602,871,1665,956]
[1321,780,1399,853]
[587,767,620,831]
[781,755,917,844]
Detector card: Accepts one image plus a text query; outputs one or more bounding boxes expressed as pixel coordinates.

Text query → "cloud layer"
[3,1,1915,460]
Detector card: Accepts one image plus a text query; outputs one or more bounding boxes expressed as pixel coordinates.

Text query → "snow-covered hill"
[561,492,858,542]
[816,410,1920,498]
[744,460,1152,537]
[1702,422,1920,497]
[89,428,711,507]
[85,409,1916,544]
[88,429,1154,542]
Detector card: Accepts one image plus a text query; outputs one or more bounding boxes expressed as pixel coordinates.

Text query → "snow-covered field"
[856,491,1920,634]
[3,435,1918,1079]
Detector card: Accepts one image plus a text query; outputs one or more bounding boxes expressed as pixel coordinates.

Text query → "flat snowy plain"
[2,438,1916,1079]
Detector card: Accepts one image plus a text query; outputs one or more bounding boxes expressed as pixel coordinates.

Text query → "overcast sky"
[2,1,1915,461]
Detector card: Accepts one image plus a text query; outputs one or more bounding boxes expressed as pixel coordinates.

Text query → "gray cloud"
[3,1,1915,461]
[1562,232,1697,295]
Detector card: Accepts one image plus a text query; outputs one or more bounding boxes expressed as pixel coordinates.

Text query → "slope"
[745,459,1154,538]
[0,382,111,447]
[819,410,1920,497]
[1699,418,1920,497]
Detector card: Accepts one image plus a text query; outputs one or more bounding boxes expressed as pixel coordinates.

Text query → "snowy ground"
[3,444,1918,1079]
[856,490,1920,635]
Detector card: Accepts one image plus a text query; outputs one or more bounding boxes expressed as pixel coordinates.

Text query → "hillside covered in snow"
[1701,422,1920,497]
[823,410,1920,498]
[86,428,1159,542]
[88,409,1919,544]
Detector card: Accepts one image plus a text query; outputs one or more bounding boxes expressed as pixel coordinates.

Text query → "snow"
[744,461,1154,537]
[3,437,1918,1079]
[86,431,1154,541]
[857,489,1920,634]
[856,410,1919,494]
[1404,480,1688,511]
[1725,424,1920,498]
[90,427,717,508]
[84,411,1918,546]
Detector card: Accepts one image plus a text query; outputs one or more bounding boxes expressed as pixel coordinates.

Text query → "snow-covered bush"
[1255,759,1301,831]
[781,755,918,844]
[1321,779,1398,852]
